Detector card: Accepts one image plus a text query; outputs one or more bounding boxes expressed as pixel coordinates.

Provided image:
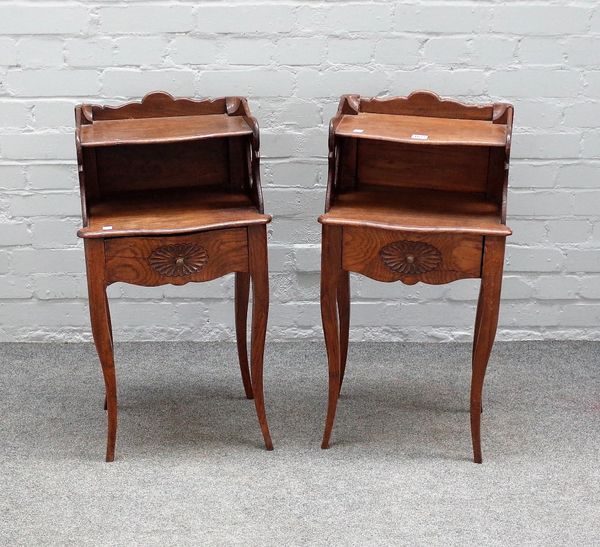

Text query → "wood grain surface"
[355,139,490,194]
[94,139,231,194]
[471,236,506,463]
[81,114,252,147]
[320,186,511,236]
[247,225,274,451]
[84,238,117,462]
[342,227,483,284]
[336,112,507,147]
[320,225,343,449]
[87,91,228,121]
[104,228,248,286]
[358,91,497,121]
[79,188,271,239]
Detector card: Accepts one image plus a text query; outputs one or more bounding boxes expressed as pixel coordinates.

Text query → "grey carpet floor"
[0,341,599,546]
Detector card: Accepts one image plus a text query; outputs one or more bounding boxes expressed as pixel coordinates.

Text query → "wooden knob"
[406,255,415,264]
[176,257,185,265]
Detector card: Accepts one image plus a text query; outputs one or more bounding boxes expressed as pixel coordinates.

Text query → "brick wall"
[0,1,599,342]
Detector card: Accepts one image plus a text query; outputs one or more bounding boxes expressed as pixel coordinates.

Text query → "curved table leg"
[85,239,117,462]
[473,284,484,415]
[471,236,505,464]
[103,290,112,411]
[235,272,254,399]
[248,226,273,450]
[321,225,343,449]
[337,270,350,398]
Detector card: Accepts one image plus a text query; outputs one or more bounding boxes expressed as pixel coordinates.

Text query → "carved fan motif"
[380,240,442,275]
[148,243,208,277]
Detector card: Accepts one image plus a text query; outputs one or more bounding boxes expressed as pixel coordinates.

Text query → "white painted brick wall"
[0,1,599,342]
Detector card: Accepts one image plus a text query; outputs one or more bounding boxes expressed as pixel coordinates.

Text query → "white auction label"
[411,134,429,140]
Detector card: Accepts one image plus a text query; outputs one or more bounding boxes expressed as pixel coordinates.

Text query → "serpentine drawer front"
[342,226,483,285]
[104,228,249,286]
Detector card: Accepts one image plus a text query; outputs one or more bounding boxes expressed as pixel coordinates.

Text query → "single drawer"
[105,228,248,286]
[343,226,482,284]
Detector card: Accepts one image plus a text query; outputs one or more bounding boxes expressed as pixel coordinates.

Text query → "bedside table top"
[335,112,508,147]
[80,114,253,148]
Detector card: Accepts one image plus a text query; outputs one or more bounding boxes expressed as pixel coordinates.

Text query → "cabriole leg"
[248,225,273,450]
[235,272,254,399]
[321,225,343,449]
[85,239,117,462]
[337,270,350,397]
[471,236,505,464]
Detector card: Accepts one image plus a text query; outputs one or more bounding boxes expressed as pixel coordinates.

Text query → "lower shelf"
[78,188,270,238]
[319,186,511,236]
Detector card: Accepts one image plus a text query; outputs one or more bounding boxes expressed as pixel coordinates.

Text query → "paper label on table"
[352,129,365,133]
[411,134,429,140]
[102,225,113,230]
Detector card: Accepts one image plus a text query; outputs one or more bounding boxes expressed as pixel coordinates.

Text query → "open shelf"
[335,113,507,147]
[319,185,511,236]
[80,114,252,148]
[78,187,270,238]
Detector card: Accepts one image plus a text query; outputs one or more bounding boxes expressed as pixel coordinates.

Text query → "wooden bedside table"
[75,92,273,461]
[319,91,514,463]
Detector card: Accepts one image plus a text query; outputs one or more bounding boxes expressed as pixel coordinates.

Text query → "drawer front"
[343,227,482,284]
[105,228,248,286]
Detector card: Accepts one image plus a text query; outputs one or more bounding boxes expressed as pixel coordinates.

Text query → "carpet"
[1,341,598,546]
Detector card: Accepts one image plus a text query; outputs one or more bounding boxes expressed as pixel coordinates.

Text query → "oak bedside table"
[319,91,514,463]
[75,92,273,461]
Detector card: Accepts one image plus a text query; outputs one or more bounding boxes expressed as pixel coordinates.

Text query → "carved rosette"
[148,243,208,277]
[380,240,442,275]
